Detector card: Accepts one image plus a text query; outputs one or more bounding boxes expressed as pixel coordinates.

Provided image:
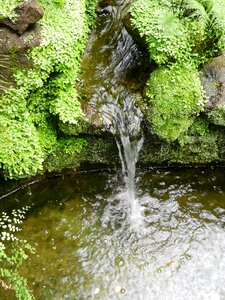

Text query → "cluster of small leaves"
[130,0,225,66]
[15,0,88,125]
[146,62,204,141]
[0,115,44,179]
[0,207,35,300]
[85,0,99,28]
[44,137,87,172]
[0,0,25,18]
[130,0,225,145]
[0,0,98,179]
[130,0,191,65]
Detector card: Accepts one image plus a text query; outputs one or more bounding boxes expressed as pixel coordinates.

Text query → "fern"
[131,0,225,65]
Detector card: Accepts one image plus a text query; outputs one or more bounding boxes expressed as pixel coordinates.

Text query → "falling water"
[101,93,144,223]
[79,0,145,222]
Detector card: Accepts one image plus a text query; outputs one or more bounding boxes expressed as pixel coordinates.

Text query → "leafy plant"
[130,0,225,145]
[0,0,25,18]
[0,207,35,300]
[0,0,98,179]
[130,0,225,65]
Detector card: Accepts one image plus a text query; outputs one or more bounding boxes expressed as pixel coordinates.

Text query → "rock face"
[0,25,42,54]
[0,0,44,35]
[201,53,225,111]
[201,53,225,126]
[0,1,43,92]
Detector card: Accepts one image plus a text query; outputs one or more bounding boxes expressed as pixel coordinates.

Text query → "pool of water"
[1,167,225,299]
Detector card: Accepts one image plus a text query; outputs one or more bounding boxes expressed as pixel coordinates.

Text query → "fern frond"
[209,0,225,34]
[185,0,209,28]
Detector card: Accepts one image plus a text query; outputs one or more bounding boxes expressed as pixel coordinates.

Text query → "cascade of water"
[79,0,146,222]
[101,93,144,222]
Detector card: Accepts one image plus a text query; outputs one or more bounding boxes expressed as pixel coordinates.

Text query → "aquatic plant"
[0,207,35,300]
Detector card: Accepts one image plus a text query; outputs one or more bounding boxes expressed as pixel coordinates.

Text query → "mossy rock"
[207,104,225,126]
[0,0,99,180]
[201,53,225,126]
[140,117,221,165]
[145,63,204,142]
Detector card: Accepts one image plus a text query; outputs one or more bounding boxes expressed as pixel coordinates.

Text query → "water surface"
[1,168,225,299]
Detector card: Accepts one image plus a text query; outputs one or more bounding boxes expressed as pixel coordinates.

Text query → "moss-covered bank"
[130,0,225,164]
[2,0,225,181]
[0,0,98,179]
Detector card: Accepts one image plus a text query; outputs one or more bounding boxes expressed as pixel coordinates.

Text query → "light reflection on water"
[1,168,225,299]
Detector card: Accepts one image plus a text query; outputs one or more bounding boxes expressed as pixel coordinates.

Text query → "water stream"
[80,0,146,223]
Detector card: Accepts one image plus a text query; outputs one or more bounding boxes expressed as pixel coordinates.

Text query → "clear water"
[1,168,225,299]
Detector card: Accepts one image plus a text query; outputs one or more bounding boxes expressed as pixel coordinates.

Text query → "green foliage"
[0,0,99,179]
[16,0,88,125]
[0,0,25,18]
[85,0,99,28]
[131,0,225,147]
[146,62,204,142]
[130,0,191,65]
[44,137,87,172]
[0,207,35,300]
[207,103,225,126]
[130,0,225,65]
[0,115,44,179]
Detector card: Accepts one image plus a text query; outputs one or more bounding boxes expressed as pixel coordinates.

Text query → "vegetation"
[0,207,35,300]
[130,0,225,156]
[130,0,225,66]
[0,0,98,179]
[146,62,204,141]
[0,0,24,18]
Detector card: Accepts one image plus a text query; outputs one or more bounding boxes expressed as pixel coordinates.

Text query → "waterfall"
[101,92,144,222]
[79,0,145,222]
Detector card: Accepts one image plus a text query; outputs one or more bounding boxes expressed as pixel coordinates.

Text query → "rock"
[0,0,44,35]
[201,53,225,110]
[0,24,42,92]
[0,25,42,54]
[201,53,225,126]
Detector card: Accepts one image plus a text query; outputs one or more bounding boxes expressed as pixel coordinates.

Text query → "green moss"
[0,0,25,18]
[130,0,225,163]
[140,118,220,165]
[146,63,204,142]
[0,0,99,179]
[207,104,225,126]
[176,118,219,163]
[44,138,87,173]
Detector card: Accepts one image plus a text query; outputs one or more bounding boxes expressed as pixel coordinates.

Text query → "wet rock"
[0,24,42,91]
[201,53,225,126]
[0,0,44,35]
[0,25,42,54]
[123,12,149,53]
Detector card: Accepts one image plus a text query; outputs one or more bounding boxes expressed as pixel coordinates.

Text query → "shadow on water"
[0,168,225,299]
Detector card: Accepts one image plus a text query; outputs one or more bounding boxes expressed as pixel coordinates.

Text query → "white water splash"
[101,94,144,226]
